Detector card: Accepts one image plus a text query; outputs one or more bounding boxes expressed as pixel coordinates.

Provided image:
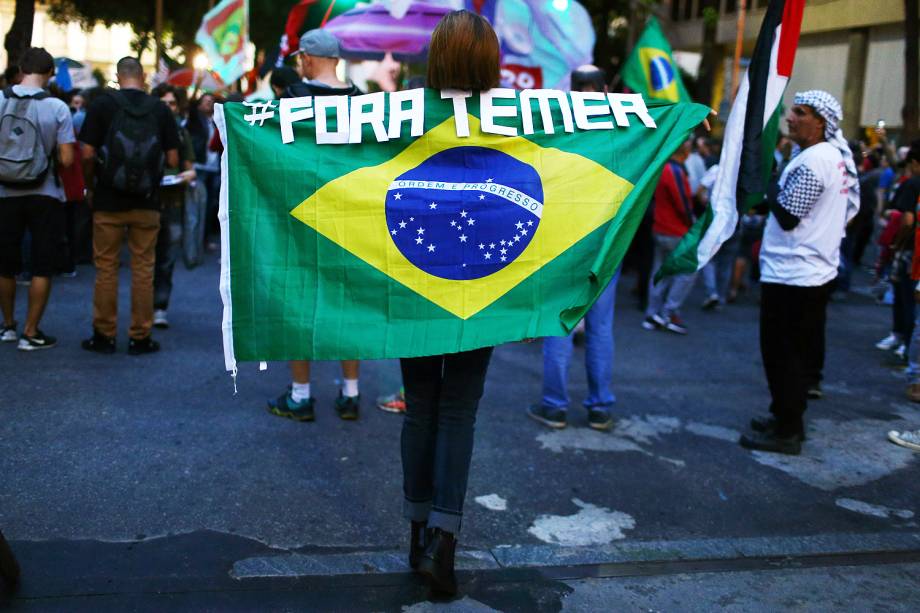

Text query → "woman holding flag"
[397,9,500,597]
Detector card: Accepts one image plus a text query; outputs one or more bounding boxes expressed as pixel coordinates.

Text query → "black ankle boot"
[409,521,429,569]
[417,527,457,595]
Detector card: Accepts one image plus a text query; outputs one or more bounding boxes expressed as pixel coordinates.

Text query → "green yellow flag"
[216,90,708,369]
[621,16,691,103]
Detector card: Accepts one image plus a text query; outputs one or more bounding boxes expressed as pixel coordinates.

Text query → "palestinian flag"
[195,0,248,86]
[215,91,707,370]
[658,0,805,279]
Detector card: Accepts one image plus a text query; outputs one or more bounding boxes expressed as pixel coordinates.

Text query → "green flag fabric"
[621,16,691,103]
[216,89,708,370]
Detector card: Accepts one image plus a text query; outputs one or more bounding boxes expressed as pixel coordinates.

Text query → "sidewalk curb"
[231,531,920,579]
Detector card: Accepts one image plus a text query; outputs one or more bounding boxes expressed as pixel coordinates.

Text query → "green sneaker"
[267,391,315,422]
[335,392,360,420]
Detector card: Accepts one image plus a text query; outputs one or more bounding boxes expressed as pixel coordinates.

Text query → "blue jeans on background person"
[542,268,620,412]
[646,233,697,319]
[154,203,184,311]
[400,346,493,535]
[702,231,739,303]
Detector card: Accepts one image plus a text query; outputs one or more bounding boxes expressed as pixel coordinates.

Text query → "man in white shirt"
[740,90,859,455]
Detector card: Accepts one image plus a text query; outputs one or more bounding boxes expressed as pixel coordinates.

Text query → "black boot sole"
[417,557,457,595]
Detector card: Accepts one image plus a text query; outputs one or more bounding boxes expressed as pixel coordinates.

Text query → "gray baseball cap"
[295,29,341,59]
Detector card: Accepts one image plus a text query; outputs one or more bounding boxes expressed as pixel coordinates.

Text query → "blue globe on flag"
[649,56,675,93]
[385,147,544,281]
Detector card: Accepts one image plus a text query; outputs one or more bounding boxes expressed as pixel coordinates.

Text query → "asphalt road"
[1,253,918,611]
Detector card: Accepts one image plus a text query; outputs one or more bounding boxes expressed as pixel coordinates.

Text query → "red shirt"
[652,160,694,237]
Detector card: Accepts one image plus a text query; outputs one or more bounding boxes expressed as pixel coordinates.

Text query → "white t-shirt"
[760,141,856,287]
[0,85,75,201]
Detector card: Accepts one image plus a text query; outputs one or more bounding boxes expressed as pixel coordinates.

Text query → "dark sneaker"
[267,392,315,422]
[587,407,613,431]
[0,321,17,343]
[127,336,160,355]
[739,430,802,455]
[807,384,823,400]
[701,295,720,311]
[82,330,116,354]
[641,314,665,330]
[18,329,56,351]
[750,415,806,441]
[335,393,360,420]
[527,404,567,429]
[664,315,688,335]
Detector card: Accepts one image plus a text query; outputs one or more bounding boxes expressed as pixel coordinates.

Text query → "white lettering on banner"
[440,89,473,137]
[608,93,657,129]
[480,88,518,137]
[388,180,544,218]
[349,92,388,144]
[520,89,573,135]
[279,98,312,144]
[571,91,614,131]
[315,96,349,144]
[270,89,662,144]
[387,88,425,139]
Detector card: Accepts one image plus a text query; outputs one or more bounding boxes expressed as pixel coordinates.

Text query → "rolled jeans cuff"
[403,498,431,523]
[428,508,462,534]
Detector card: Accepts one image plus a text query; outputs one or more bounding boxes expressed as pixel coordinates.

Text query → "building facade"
[665,0,917,137]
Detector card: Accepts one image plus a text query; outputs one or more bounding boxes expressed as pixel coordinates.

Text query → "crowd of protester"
[2,15,919,596]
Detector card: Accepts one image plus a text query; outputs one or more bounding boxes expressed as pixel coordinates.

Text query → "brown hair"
[20,47,54,76]
[427,10,500,91]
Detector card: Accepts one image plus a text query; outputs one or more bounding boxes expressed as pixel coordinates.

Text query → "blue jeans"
[542,268,620,411]
[400,347,493,534]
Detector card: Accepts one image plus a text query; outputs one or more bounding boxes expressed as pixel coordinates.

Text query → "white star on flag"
[459,234,468,243]
[515,221,523,230]
[430,202,437,209]
[489,243,495,249]
[521,228,528,236]
[484,252,491,260]
[500,248,507,255]
[486,178,493,183]
[479,194,485,200]
[415,237,423,245]
[478,243,485,250]
[450,220,456,227]
[460,210,468,218]
[427,244,436,252]
[394,193,402,200]
[527,220,533,226]
[500,256,506,262]
[467,219,475,226]
[417,228,425,235]
[399,221,407,229]
[391,229,397,235]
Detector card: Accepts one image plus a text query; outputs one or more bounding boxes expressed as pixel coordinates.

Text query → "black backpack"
[98,91,163,197]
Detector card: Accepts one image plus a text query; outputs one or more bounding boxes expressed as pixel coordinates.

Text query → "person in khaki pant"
[78,57,179,355]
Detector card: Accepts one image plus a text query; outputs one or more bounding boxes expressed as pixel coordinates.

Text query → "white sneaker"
[153,310,169,329]
[876,333,900,351]
[888,429,920,451]
[895,344,907,360]
[0,322,17,342]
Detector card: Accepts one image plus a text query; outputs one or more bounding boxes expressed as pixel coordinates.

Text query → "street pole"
[730,0,748,102]
[155,0,163,64]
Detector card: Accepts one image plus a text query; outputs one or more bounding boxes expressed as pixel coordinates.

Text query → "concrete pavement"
[0,255,918,610]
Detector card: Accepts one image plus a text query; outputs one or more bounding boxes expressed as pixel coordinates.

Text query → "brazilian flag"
[621,17,692,103]
[216,90,707,368]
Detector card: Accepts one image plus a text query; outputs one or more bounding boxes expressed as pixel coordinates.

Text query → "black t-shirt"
[80,88,181,211]
[892,176,920,215]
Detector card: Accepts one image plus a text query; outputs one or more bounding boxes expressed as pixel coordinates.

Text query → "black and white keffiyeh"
[793,90,860,215]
